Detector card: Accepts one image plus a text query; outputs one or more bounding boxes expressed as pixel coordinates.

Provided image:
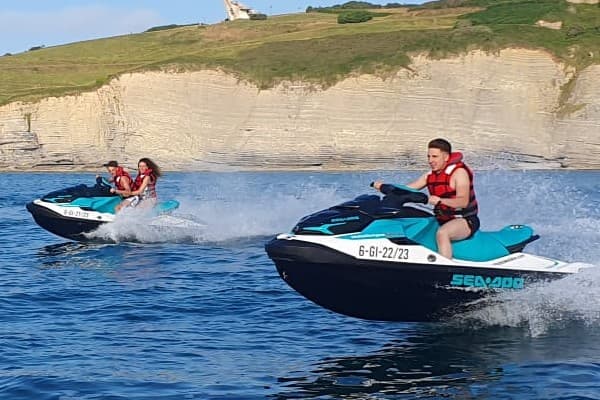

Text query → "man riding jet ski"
[26,177,179,242]
[265,184,592,322]
[267,138,593,322]
[376,138,481,260]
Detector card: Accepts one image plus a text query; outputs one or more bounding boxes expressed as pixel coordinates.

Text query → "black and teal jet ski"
[265,184,592,322]
[26,177,180,241]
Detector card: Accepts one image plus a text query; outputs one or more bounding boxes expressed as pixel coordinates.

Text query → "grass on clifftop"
[0,0,599,105]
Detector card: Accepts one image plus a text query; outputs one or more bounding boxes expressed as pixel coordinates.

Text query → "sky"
[0,0,427,55]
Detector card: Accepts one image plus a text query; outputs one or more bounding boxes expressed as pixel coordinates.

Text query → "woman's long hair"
[138,157,162,178]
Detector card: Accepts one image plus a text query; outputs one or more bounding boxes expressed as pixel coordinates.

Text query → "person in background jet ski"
[112,157,161,211]
[373,138,479,260]
[101,160,133,200]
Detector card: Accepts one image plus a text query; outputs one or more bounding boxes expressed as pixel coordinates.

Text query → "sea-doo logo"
[330,216,360,223]
[450,274,524,289]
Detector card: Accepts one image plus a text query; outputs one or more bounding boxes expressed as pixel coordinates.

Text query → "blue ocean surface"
[1,170,599,400]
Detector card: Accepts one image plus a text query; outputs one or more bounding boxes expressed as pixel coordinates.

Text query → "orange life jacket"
[133,168,157,200]
[426,152,478,223]
[114,167,132,191]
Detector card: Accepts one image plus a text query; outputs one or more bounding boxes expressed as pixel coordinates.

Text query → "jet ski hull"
[266,237,569,322]
[26,179,182,242]
[26,201,107,241]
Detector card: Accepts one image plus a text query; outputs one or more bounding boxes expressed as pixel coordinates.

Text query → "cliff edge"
[1,49,599,171]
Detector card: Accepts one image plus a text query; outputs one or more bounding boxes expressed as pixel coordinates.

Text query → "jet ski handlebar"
[370,182,429,205]
[95,176,114,195]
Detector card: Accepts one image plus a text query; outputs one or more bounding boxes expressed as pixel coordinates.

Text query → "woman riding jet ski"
[26,176,179,242]
[264,184,592,322]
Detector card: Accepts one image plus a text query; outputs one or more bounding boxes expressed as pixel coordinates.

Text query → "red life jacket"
[426,152,478,223]
[133,168,157,200]
[114,167,132,191]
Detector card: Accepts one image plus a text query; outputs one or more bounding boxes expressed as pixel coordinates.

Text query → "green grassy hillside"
[0,0,598,106]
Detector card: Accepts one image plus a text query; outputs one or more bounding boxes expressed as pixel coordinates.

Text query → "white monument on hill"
[223,0,258,20]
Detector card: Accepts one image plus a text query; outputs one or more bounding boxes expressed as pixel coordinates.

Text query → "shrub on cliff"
[307,1,407,13]
[307,1,384,13]
[454,19,473,29]
[464,1,566,25]
[566,25,585,38]
[339,1,380,8]
[249,13,268,20]
[412,0,468,10]
[146,23,197,32]
[385,3,408,8]
[338,10,374,24]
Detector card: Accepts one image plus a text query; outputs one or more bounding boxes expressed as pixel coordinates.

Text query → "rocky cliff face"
[1,49,599,171]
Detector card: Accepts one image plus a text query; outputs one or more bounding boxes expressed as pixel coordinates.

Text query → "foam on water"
[456,265,600,336]
[452,170,600,335]
[88,178,343,244]
[88,207,206,243]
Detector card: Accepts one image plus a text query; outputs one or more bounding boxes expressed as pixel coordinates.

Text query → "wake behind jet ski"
[26,177,180,242]
[265,184,592,322]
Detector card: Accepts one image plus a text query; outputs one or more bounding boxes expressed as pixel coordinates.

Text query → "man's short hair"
[103,160,118,168]
[428,138,451,154]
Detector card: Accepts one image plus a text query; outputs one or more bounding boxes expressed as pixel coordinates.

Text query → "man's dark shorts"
[465,215,480,239]
[439,215,480,239]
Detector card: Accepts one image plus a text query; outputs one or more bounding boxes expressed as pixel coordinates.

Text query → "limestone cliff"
[1,49,599,171]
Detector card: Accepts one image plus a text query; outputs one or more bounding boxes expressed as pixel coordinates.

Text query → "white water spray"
[88,175,344,244]
[458,265,600,336]
[453,170,600,334]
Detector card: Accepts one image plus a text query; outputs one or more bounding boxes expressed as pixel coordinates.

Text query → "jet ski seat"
[406,218,538,262]
[69,197,121,214]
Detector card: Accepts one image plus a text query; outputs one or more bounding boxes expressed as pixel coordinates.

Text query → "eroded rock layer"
[1,49,599,171]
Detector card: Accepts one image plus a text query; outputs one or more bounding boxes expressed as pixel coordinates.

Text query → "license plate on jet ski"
[358,245,410,260]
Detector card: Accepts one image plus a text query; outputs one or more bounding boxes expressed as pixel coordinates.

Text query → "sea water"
[0,170,599,399]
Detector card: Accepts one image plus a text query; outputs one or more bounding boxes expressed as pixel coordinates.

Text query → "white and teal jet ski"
[26,177,180,242]
[265,184,592,322]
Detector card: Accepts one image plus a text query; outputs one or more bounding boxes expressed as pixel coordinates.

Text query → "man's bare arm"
[406,172,428,190]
